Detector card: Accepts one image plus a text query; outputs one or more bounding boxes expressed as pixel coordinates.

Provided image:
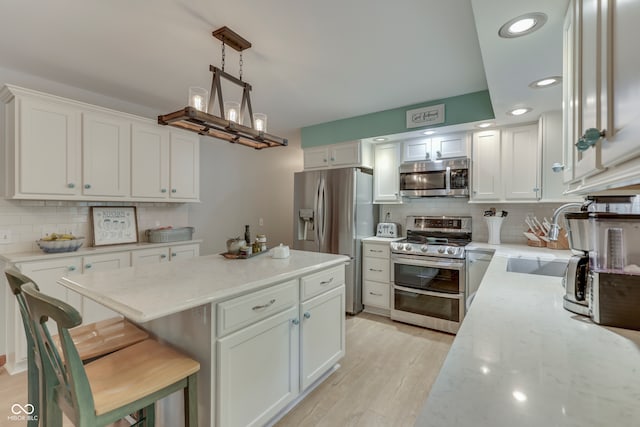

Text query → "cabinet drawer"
[363,257,390,282]
[363,280,390,309]
[300,265,345,301]
[363,244,390,259]
[217,280,298,337]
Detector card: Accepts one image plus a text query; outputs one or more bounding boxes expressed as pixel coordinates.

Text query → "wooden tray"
[220,248,270,260]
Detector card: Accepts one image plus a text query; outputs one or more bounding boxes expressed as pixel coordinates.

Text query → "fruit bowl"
[37,237,85,253]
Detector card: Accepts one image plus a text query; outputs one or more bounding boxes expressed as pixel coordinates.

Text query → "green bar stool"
[21,281,200,427]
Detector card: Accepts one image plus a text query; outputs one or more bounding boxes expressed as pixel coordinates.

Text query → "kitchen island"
[58,249,349,427]
[416,246,640,426]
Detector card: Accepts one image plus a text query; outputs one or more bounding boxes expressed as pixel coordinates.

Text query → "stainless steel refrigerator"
[293,167,377,314]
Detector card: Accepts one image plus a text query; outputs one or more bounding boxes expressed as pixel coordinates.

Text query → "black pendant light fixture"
[158,26,288,150]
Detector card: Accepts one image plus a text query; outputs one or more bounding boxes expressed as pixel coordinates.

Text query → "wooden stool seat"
[62,317,149,361]
[86,339,201,415]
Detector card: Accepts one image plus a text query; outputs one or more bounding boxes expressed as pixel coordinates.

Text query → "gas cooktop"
[390,216,472,259]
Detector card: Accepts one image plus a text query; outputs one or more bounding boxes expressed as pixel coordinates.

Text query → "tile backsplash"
[0,199,189,253]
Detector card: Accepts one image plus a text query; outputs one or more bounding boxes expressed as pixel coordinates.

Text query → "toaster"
[376,222,401,238]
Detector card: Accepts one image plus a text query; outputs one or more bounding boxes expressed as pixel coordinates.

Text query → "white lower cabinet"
[465,250,494,310]
[300,284,345,390]
[81,252,130,324]
[217,306,300,427]
[362,240,392,314]
[215,264,346,426]
[131,243,200,265]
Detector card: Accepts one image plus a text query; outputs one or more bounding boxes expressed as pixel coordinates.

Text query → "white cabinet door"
[330,141,361,167]
[502,124,540,200]
[169,243,200,261]
[131,247,170,265]
[303,147,329,169]
[465,251,493,308]
[82,252,130,323]
[300,285,345,390]
[433,133,467,159]
[471,130,501,200]
[169,131,199,200]
[82,111,131,197]
[217,306,299,427]
[373,143,401,203]
[563,0,578,184]
[402,138,431,162]
[600,0,640,167]
[131,122,170,199]
[17,96,81,196]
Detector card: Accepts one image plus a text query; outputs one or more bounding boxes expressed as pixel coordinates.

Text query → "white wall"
[189,129,303,255]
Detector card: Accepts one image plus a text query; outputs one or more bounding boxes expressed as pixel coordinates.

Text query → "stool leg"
[184,374,198,427]
[142,403,155,427]
[26,354,39,427]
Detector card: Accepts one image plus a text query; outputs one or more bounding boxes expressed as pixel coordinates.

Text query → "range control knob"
[404,243,413,251]
[437,247,445,254]
[391,243,400,251]
[447,247,456,255]
[420,245,429,252]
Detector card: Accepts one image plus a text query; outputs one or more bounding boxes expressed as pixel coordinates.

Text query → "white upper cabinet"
[471,130,501,200]
[1,85,200,202]
[502,124,540,200]
[373,143,401,203]
[169,131,200,200]
[303,140,372,170]
[402,133,468,162]
[82,111,131,197]
[11,94,82,197]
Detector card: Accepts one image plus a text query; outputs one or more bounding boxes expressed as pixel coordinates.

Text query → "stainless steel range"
[390,216,472,334]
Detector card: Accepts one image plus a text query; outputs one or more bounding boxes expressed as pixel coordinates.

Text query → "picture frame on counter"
[90,206,139,246]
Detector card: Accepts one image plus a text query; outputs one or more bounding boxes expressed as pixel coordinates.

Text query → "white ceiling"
[0,0,566,136]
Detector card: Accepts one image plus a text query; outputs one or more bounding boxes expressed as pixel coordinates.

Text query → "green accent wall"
[301,90,494,148]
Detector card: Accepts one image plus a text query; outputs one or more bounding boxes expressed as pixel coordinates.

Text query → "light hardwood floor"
[0,313,452,427]
[275,312,454,427]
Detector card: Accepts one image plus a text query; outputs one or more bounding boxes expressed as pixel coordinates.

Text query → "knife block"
[525,229,546,247]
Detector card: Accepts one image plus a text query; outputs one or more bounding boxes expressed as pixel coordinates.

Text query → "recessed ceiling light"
[476,122,494,128]
[529,76,562,88]
[499,13,547,38]
[507,107,532,116]
[422,130,436,135]
[373,137,388,142]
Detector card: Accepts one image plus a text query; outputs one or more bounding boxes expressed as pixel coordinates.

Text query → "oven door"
[392,285,464,333]
[391,254,464,294]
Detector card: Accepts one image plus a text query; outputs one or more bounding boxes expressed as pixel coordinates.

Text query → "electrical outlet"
[0,229,11,244]
[259,217,264,226]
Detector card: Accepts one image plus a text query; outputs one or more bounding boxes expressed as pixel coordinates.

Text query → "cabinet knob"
[84,184,91,189]
[436,150,442,158]
[425,153,430,160]
[171,252,177,257]
[67,183,75,189]
[68,266,76,271]
[85,264,92,269]
[171,189,177,193]
[161,188,167,193]
[576,128,606,152]
[303,312,311,319]
[160,254,167,259]
[323,159,328,163]
[292,318,300,325]
[330,157,335,161]
[533,187,540,192]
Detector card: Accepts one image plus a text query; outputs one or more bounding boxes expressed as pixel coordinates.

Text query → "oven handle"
[393,284,463,300]
[445,166,451,194]
[391,255,465,270]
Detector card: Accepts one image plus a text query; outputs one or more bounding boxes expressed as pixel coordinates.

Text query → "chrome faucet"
[548,201,591,241]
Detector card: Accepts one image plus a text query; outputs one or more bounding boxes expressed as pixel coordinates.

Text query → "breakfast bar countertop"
[415,246,640,427]
[58,249,349,323]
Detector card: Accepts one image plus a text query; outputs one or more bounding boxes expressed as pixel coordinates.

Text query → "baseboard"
[0,354,6,367]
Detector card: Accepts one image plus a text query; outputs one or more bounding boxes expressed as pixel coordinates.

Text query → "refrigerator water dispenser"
[298,209,315,241]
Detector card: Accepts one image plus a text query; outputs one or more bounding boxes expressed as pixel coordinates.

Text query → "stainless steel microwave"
[399,158,470,197]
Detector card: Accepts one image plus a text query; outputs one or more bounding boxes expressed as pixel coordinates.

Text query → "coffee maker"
[562,212,591,316]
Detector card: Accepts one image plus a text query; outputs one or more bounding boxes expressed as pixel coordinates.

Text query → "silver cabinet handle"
[292,318,300,325]
[320,278,334,285]
[85,264,92,269]
[303,312,311,319]
[160,254,167,259]
[370,249,383,253]
[369,268,383,272]
[252,299,276,311]
[67,183,75,188]
[369,292,383,297]
[84,184,91,189]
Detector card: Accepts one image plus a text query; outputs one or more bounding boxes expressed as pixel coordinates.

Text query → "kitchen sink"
[506,257,568,277]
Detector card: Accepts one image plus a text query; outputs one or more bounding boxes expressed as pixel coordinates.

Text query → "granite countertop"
[416,245,640,426]
[58,249,348,323]
[0,240,203,263]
